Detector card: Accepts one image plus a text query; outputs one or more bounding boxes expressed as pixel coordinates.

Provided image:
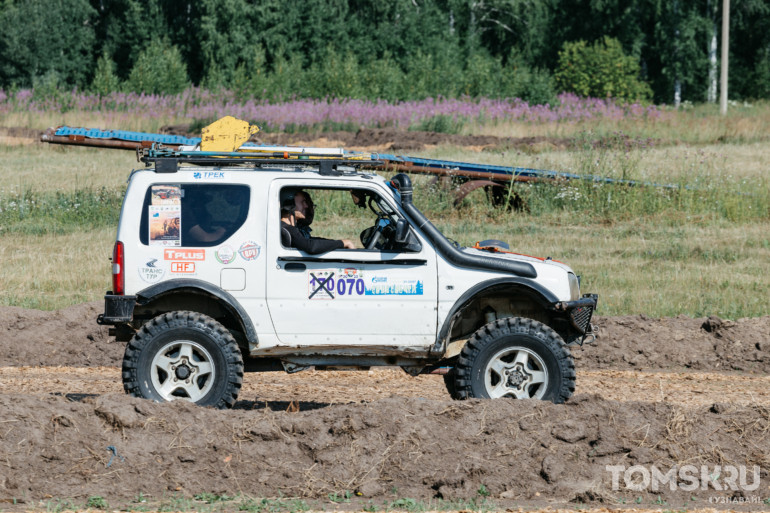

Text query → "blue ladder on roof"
[53,126,676,189]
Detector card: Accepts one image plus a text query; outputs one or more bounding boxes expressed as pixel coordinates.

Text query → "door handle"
[284,262,306,272]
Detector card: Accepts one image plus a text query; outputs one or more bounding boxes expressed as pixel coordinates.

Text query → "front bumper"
[553,293,598,345]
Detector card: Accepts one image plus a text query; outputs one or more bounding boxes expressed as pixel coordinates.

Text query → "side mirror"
[394,218,409,243]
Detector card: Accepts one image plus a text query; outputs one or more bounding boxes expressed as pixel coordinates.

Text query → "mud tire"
[443,368,460,399]
[122,311,243,409]
[452,317,575,404]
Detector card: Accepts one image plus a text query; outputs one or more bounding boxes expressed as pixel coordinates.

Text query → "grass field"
[1,107,768,317]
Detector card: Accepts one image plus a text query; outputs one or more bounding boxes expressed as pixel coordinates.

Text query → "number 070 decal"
[308,269,365,300]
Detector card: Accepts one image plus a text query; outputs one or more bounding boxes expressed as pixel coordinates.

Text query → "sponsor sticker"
[365,276,423,296]
[308,271,336,300]
[238,241,261,261]
[151,185,181,205]
[138,259,165,283]
[215,245,236,264]
[149,205,181,247]
[170,262,196,273]
[164,248,205,261]
[193,171,225,179]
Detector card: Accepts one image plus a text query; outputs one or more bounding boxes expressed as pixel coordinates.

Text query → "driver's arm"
[284,223,351,253]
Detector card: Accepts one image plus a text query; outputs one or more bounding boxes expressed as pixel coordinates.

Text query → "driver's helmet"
[296,190,315,227]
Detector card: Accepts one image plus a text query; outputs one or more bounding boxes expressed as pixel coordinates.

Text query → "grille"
[570,305,594,334]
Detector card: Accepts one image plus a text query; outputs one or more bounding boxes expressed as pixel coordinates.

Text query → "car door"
[264,180,438,347]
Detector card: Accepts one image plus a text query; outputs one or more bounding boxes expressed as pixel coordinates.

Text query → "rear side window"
[139,184,250,247]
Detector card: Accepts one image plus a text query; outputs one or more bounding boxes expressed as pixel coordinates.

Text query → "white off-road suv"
[98,147,597,408]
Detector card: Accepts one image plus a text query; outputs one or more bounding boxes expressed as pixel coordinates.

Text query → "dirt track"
[2,303,770,511]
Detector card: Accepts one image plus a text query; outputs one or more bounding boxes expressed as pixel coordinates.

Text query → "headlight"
[568,272,580,300]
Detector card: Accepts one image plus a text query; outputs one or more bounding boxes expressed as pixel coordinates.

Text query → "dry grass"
[0,228,114,309]
[0,143,136,191]
[464,101,770,144]
[316,214,770,318]
[0,110,181,133]
[1,107,769,316]
[416,141,770,184]
[1,143,769,316]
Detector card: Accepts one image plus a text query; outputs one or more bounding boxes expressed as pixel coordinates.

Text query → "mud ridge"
[0,393,768,507]
[2,303,770,372]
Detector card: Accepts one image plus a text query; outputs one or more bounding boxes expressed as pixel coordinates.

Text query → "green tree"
[727,0,770,100]
[0,0,96,88]
[90,0,163,81]
[126,38,190,95]
[555,37,652,101]
[198,0,261,87]
[91,52,121,95]
[652,0,710,104]
[361,52,406,102]
[307,46,364,99]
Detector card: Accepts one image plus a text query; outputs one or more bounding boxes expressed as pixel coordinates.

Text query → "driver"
[280,189,355,253]
[295,190,315,238]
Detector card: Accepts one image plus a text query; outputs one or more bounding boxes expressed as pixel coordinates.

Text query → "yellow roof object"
[201,116,260,152]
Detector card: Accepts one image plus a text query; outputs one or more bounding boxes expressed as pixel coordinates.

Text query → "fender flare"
[135,279,258,345]
[433,277,559,353]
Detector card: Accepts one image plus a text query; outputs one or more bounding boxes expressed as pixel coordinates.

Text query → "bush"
[501,51,556,105]
[362,52,406,102]
[555,37,652,102]
[126,38,189,95]
[91,52,120,96]
[459,52,502,98]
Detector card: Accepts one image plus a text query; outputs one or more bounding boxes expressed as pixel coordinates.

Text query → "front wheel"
[122,311,244,408]
[451,317,575,404]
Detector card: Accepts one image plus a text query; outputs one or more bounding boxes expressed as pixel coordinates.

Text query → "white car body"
[114,166,584,361]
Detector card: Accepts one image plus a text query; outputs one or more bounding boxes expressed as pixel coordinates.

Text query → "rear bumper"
[96,294,136,325]
[553,293,598,345]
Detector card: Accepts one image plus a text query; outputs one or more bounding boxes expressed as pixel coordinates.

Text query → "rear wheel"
[122,311,243,408]
[452,317,574,404]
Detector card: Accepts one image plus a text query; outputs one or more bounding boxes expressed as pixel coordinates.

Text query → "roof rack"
[138,145,383,175]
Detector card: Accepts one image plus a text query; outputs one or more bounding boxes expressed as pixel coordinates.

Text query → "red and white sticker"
[238,241,261,261]
[164,249,205,261]
[170,262,196,273]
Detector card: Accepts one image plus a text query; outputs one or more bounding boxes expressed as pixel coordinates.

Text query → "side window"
[140,184,249,247]
[278,186,421,253]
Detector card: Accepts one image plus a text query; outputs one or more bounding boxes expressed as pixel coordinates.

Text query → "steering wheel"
[366,217,391,250]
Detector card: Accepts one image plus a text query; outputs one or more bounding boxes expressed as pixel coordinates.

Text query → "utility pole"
[708,0,718,103]
[720,0,730,115]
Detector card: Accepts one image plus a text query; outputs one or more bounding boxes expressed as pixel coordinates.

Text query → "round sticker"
[215,245,236,264]
[238,241,261,261]
[138,259,165,283]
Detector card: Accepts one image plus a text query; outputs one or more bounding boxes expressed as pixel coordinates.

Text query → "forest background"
[1,0,769,105]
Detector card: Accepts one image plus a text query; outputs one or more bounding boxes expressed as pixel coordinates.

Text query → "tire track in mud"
[2,367,769,408]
